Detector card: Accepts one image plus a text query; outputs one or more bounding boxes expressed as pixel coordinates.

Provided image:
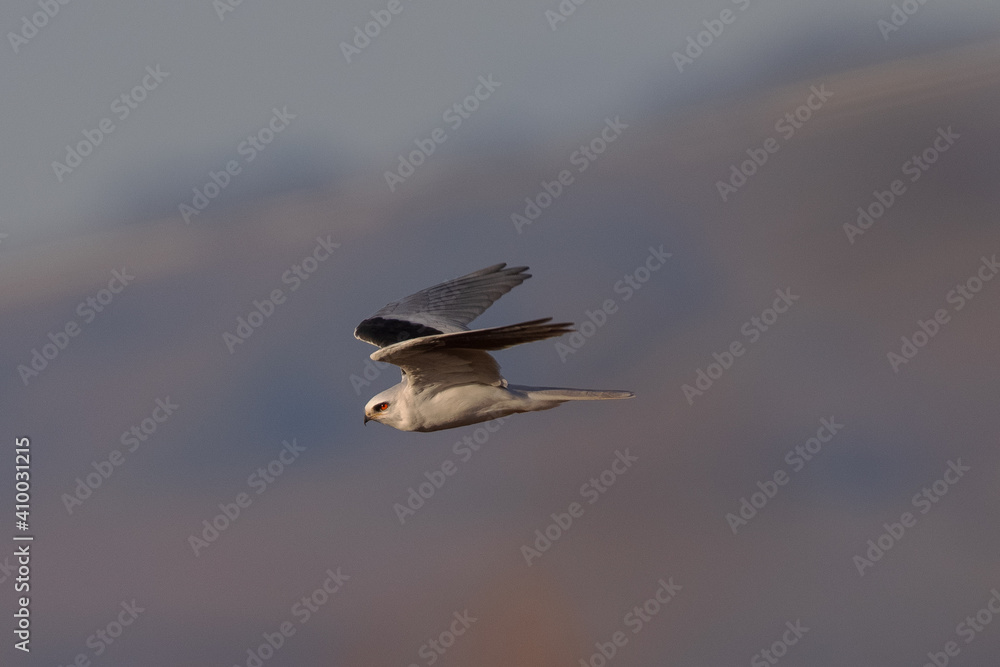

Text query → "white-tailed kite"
[355,263,634,432]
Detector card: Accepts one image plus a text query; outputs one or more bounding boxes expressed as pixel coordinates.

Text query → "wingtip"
[487,262,530,276]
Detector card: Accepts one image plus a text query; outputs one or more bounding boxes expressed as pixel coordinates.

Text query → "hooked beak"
[364,414,371,425]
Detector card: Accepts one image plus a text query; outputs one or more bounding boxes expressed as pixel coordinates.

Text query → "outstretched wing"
[354,263,530,348]
[370,318,573,393]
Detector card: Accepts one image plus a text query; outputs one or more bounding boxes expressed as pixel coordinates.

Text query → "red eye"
[376,402,389,411]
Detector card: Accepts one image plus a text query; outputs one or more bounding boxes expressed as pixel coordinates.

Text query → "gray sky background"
[0,0,997,239]
[1,1,1000,666]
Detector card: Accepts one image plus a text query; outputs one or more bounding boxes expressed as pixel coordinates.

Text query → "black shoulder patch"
[355,317,444,347]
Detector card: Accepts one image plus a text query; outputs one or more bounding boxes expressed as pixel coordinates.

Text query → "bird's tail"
[508,385,635,401]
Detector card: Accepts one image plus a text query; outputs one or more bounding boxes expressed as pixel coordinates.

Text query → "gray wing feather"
[370,318,573,392]
[354,263,530,347]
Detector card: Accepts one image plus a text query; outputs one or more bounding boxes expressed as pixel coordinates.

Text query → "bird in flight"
[354,263,634,432]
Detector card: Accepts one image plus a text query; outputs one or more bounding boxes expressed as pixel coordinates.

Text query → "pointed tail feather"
[509,385,635,401]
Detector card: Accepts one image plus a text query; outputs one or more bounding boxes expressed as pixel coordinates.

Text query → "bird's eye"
[376,402,389,411]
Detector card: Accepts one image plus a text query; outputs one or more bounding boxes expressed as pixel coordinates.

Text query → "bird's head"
[364,386,402,428]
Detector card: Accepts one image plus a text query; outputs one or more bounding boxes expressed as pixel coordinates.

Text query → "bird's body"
[373,382,527,433]
[355,264,633,432]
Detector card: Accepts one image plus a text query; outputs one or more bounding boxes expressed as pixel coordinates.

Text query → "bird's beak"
[364,414,370,425]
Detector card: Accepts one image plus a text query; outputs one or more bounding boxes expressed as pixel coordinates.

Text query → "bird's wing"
[354,263,530,347]
[370,318,573,393]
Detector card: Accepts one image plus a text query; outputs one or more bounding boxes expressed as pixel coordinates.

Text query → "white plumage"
[355,264,634,432]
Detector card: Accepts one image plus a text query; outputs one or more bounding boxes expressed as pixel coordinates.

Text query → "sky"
[1,1,1000,666]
